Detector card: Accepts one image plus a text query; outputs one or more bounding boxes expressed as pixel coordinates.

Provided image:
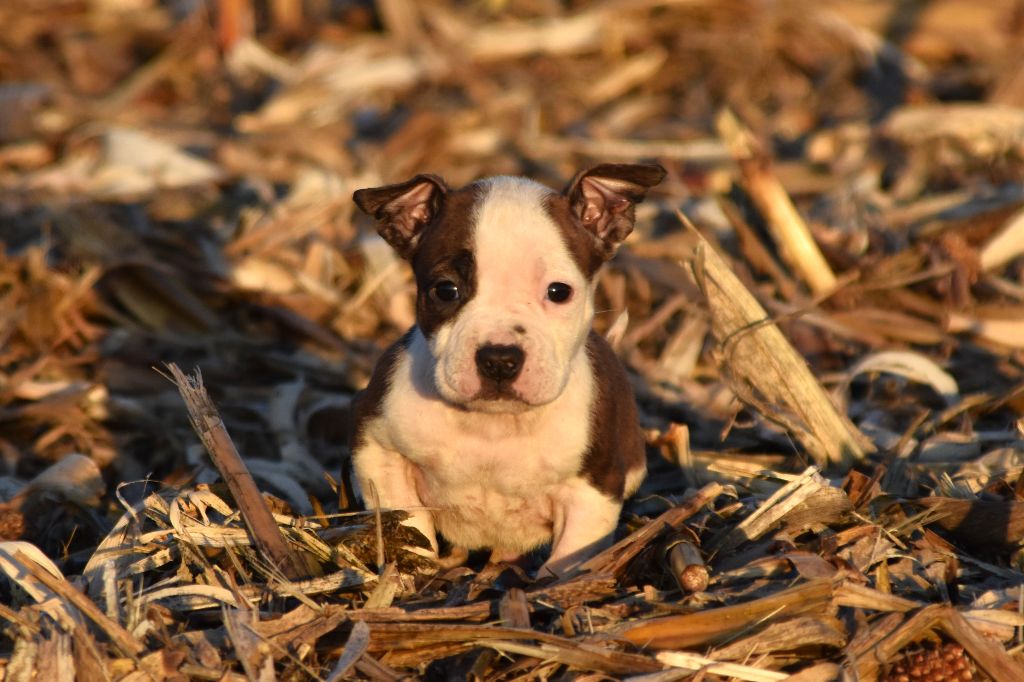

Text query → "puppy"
[349,163,665,577]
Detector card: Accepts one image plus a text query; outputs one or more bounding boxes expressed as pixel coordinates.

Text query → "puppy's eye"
[547,282,573,303]
[432,280,460,303]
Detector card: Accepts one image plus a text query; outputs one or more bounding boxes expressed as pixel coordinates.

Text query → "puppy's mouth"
[462,395,535,414]
[438,380,548,414]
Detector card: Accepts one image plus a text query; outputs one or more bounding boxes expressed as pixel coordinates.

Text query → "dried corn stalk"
[686,222,874,467]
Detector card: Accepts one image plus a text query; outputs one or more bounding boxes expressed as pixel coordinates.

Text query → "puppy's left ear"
[565,163,666,255]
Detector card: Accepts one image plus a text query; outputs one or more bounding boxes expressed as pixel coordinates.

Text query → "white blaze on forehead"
[430,175,595,408]
[472,177,583,296]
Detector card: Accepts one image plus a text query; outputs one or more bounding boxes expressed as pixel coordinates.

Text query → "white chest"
[365,339,595,550]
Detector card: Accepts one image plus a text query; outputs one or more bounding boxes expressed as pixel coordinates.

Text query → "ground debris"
[1,0,1024,678]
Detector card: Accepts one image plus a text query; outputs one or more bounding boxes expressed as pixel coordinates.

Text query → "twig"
[715,108,837,296]
[708,466,826,555]
[571,481,725,580]
[498,588,531,629]
[664,537,708,594]
[14,551,144,658]
[165,363,310,581]
[326,621,371,682]
[620,578,836,649]
[656,651,787,681]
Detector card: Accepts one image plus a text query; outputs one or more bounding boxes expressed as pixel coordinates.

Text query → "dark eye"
[547,282,573,303]
[432,280,460,303]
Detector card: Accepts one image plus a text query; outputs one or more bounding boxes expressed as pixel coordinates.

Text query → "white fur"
[541,477,622,577]
[625,465,646,498]
[351,435,439,557]
[431,177,594,409]
[356,329,596,555]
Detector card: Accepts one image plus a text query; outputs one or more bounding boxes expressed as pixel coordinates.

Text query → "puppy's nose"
[475,344,525,383]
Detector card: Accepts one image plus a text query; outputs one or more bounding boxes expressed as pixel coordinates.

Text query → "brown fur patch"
[410,184,482,337]
[543,193,606,277]
[349,330,412,451]
[580,331,646,499]
[353,174,448,259]
[563,163,666,254]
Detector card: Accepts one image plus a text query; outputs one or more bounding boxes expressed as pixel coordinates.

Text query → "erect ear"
[565,163,666,256]
[352,174,448,259]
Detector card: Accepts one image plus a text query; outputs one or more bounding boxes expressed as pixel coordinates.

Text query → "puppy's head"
[354,163,665,412]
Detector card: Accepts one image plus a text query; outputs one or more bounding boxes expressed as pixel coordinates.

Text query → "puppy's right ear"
[353,174,448,259]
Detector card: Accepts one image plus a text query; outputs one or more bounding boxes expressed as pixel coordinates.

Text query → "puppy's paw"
[436,545,470,569]
[536,555,581,580]
[535,563,560,580]
[537,550,590,580]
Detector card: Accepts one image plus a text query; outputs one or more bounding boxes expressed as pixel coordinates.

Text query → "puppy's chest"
[383,400,590,491]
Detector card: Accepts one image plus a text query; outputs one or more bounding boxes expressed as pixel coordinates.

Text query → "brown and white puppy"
[349,163,665,577]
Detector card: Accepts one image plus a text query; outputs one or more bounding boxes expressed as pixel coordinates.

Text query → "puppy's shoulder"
[350,329,414,449]
[580,331,645,499]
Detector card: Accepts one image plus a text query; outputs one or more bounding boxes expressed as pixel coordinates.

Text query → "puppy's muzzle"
[475,344,525,384]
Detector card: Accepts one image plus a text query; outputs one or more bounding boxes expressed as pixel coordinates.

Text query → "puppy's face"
[354,164,665,412]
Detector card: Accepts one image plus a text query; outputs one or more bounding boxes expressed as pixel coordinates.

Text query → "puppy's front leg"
[353,439,438,558]
[540,480,622,578]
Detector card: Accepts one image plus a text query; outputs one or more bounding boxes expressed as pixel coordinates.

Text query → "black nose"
[475,344,525,383]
